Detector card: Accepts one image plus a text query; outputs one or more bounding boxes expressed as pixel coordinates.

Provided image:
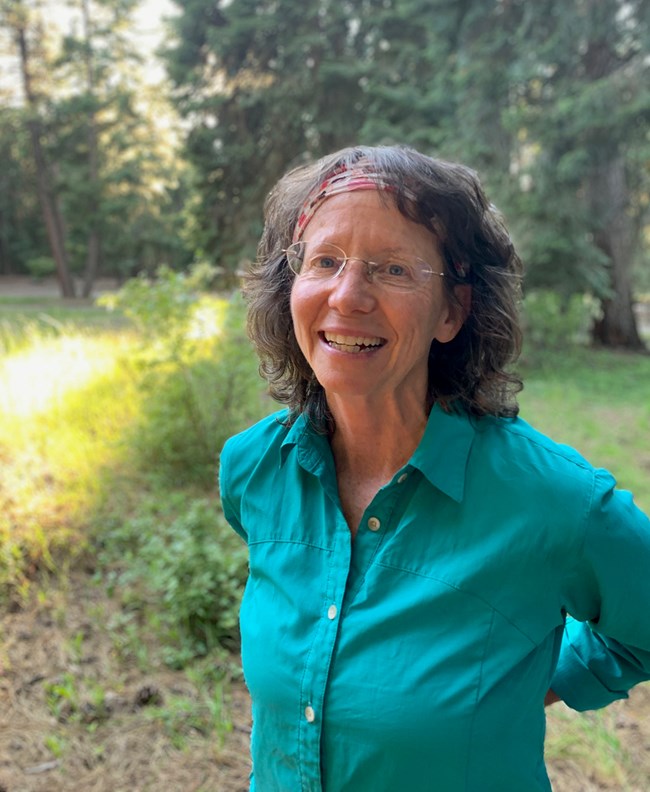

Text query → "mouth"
[321,332,386,354]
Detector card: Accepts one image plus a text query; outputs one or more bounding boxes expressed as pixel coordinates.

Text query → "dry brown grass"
[2,572,649,791]
[0,574,251,792]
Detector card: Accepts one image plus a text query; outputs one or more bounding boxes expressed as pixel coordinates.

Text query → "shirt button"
[305,705,315,723]
[327,604,337,620]
[367,516,381,531]
[397,473,408,484]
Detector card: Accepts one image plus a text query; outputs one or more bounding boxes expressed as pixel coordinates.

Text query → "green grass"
[519,346,650,511]
[545,706,635,787]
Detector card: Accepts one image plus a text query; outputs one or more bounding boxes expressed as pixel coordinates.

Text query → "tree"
[164,0,648,350]
[0,0,192,290]
[1,0,76,296]
[509,0,649,349]
[165,0,367,270]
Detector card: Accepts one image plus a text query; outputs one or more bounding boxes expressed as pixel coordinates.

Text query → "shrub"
[100,266,268,488]
[103,496,247,667]
[26,256,57,280]
[522,290,600,351]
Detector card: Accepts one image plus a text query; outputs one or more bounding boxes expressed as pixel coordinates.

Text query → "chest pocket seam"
[374,559,537,647]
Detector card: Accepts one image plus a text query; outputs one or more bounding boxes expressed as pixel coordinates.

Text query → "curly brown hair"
[243,145,523,427]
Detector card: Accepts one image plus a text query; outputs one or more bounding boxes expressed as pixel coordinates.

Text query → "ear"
[435,284,472,344]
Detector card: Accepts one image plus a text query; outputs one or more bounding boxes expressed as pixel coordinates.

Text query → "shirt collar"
[280,412,332,478]
[280,403,475,503]
[409,403,475,503]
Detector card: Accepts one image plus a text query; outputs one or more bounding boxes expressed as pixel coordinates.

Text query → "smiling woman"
[218,145,650,792]
[290,190,464,422]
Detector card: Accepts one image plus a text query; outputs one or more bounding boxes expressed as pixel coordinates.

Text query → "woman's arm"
[552,470,650,711]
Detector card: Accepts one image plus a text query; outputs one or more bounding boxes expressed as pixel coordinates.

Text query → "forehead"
[300,190,439,256]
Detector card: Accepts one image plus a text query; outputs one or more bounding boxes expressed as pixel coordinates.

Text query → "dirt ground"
[0,572,252,792]
[0,276,119,300]
[1,570,649,791]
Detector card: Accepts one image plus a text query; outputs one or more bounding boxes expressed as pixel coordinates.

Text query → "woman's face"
[290,190,465,413]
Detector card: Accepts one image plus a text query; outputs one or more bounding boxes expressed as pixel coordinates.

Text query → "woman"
[219,145,650,791]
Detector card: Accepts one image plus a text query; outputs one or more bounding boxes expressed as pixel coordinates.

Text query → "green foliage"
[25,255,57,280]
[0,0,192,282]
[100,265,266,487]
[95,270,266,662]
[103,496,248,666]
[0,289,266,659]
[0,107,44,274]
[522,290,600,351]
[44,672,81,722]
[165,0,368,269]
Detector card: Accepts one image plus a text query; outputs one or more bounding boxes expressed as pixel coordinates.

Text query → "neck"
[328,394,429,481]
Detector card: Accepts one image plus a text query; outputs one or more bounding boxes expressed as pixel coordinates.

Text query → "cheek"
[289,284,314,350]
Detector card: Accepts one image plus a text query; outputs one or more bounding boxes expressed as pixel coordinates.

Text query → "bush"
[99,266,268,488]
[103,496,247,667]
[522,290,600,351]
[26,255,57,280]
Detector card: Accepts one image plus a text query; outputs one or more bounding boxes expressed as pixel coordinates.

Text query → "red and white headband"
[291,157,468,277]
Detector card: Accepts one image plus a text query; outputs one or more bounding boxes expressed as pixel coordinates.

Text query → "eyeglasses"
[285,241,444,293]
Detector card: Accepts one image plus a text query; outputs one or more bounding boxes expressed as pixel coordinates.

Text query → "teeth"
[324,333,383,347]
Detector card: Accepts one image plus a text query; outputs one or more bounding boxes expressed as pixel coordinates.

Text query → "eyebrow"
[309,242,416,259]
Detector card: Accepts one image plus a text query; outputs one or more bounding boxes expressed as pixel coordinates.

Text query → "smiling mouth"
[322,332,385,353]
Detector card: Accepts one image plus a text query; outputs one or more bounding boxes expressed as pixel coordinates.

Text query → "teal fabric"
[219,404,650,792]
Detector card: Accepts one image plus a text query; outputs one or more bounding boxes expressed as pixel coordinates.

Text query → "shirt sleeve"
[218,436,248,543]
[551,469,650,711]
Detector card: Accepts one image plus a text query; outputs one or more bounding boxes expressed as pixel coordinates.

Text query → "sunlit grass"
[0,324,142,598]
[0,294,261,601]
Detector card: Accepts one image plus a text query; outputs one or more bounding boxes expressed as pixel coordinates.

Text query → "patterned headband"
[292,159,410,243]
[291,157,468,277]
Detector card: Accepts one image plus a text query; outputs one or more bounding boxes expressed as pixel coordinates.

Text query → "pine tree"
[509,0,649,348]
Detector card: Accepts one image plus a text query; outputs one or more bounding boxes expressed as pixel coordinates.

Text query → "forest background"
[1,0,650,790]
[1,0,649,346]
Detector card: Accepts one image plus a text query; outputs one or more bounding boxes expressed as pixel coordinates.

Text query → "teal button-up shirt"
[219,404,650,792]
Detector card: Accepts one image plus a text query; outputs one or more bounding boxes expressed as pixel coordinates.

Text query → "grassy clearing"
[1,285,264,782]
[519,346,650,511]
[0,285,267,619]
[0,320,142,599]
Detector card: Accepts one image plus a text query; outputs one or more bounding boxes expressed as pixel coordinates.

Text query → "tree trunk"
[580,21,644,351]
[81,0,102,299]
[588,156,645,351]
[15,16,76,298]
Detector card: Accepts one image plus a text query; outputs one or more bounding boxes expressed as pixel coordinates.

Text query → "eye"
[315,255,339,269]
[305,250,344,275]
[386,262,407,277]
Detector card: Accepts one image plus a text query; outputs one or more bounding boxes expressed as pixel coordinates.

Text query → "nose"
[327,258,377,314]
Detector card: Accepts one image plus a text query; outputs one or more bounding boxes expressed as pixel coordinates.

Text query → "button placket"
[298,513,350,789]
